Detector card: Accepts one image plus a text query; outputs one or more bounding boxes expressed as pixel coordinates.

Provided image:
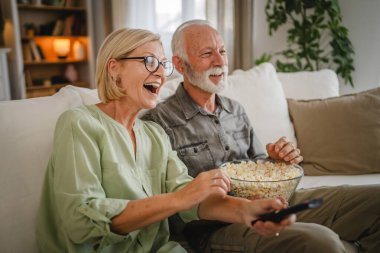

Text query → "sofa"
[1,63,379,253]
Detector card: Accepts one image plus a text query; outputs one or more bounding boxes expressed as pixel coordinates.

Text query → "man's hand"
[266,136,303,164]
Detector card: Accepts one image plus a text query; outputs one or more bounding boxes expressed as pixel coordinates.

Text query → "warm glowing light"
[53,39,70,59]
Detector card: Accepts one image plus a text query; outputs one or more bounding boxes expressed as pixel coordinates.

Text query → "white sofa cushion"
[278,69,340,100]
[0,86,84,252]
[65,85,100,104]
[221,63,297,145]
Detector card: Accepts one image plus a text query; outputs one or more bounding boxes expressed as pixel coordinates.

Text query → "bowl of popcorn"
[221,160,303,200]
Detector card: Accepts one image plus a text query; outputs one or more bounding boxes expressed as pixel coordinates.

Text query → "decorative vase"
[64,64,78,83]
[73,40,85,60]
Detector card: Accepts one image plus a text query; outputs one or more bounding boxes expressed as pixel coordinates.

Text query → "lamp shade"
[53,39,70,59]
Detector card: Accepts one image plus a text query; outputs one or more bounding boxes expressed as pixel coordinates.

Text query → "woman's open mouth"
[143,83,160,95]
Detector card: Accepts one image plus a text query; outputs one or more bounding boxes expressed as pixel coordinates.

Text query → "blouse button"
[214,119,220,124]
[194,148,198,153]
[225,145,230,151]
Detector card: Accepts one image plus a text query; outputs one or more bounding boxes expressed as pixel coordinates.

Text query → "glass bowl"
[221,160,303,200]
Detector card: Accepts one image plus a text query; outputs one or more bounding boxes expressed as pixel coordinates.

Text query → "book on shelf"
[63,15,74,36]
[52,19,64,36]
[29,40,42,62]
[36,45,45,60]
[65,0,79,7]
[25,69,33,87]
[22,42,33,62]
[65,0,72,7]
[72,15,83,35]
[42,0,66,6]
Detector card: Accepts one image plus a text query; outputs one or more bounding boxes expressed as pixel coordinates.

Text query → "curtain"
[109,0,255,72]
[233,0,254,71]
[111,0,156,30]
[206,0,235,71]
[206,0,254,71]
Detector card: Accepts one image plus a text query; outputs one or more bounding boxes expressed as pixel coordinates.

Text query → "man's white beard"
[184,62,228,94]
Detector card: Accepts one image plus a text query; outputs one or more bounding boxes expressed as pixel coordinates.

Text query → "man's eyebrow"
[199,46,226,52]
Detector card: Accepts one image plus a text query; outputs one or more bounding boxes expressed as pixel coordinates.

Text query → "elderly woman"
[36,28,294,253]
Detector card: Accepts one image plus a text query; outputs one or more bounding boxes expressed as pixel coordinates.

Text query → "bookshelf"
[2,0,95,99]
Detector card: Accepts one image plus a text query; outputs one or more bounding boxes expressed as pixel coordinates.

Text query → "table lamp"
[53,38,70,59]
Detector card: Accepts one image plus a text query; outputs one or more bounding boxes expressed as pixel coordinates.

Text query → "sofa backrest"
[0,87,87,252]
[0,63,339,253]
[159,63,340,145]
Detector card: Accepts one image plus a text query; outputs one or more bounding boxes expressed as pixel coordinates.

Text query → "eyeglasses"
[117,56,174,77]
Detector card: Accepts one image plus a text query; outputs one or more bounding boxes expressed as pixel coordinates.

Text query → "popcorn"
[222,160,303,200]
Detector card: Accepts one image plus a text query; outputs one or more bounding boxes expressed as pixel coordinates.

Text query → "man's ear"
[172,56,185,74]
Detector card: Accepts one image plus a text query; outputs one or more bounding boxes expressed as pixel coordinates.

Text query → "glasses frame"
[117,56,174,77]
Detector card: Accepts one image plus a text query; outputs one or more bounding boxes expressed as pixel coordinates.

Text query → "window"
[113,0,206,59]
[154,0,206,58]
[112,0,244,71]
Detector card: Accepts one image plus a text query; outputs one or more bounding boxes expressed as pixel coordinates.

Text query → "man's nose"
[213,52,227,66]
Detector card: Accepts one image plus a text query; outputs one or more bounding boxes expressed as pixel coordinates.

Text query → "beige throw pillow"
[288,87,380,175]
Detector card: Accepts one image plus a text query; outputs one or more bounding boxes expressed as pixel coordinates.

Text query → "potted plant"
[256,0,355,86]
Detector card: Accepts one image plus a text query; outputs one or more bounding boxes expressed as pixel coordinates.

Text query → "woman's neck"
[97,100,139,155]
[98,100,139,131]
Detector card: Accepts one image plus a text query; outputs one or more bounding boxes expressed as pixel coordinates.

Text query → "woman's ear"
[172,56,185,74]
[107,58,119,79]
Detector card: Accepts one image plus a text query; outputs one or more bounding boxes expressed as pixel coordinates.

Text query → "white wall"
[253,0,380,95]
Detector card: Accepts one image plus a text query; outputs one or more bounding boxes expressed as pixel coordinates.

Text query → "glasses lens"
[144,56,159,72]
[163,61,174,77]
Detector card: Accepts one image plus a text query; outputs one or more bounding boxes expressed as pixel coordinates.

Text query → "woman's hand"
[174,169,231,210]
[266,136,303,164]
[245,198,296,237]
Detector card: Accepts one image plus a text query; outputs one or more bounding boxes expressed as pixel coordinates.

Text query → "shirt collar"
[175,83,232,120]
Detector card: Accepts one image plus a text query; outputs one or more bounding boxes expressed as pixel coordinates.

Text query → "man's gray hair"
[171,19,215,60]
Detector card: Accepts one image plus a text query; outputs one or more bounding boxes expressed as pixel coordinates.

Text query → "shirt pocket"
[232,130,250,158]
[178,141,214,177]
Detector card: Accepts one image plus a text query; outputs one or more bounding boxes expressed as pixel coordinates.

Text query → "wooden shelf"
[22,35,87,41]
[27,81,87,90]
[11,0,94,98]
[3,0,94,99]
[26,81,88,98]
[18,4,85,12]
[27,84,65,91]
[24,58,87,65]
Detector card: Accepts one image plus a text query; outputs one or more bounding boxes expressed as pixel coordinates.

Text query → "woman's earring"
[111,76,117,86]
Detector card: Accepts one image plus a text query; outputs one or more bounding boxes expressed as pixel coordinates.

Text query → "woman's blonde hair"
[96,28,161,103]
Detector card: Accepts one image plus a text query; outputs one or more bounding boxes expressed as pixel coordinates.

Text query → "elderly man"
[143,20,380,253]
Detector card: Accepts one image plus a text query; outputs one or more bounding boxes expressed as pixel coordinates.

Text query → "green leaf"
[255,53,273,66]
[260,0,355,86]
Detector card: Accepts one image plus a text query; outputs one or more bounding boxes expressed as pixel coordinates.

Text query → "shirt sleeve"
[51,110,134,248]
[247,127,268,160]
[243,110,268,161]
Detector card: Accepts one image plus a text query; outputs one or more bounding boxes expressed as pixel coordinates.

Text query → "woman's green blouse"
[37,105,198,253]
